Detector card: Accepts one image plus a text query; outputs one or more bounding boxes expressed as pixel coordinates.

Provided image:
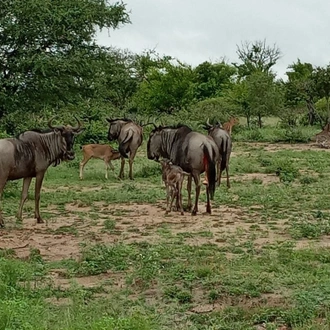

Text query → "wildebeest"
[106,118,143,180]
[204,119,232,188]
[160,158,190,215]
[147,124,219,215]
[0,117,84,227]
[79,144,121,180]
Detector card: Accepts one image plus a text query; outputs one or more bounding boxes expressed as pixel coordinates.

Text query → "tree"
[313,65,330,123]
[285,60,317,125]
[133,59,195,114]
[245,72,284,128]
[0,0,130,120]
[192,61,236,100]
[234,39,281,78]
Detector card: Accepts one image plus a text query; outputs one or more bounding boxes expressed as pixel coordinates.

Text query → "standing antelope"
[223,117,239,136]
[106,118,143,180]
[0,117,83,226]
[204,119,232,188]
[160,158,190,215]
[147,124,219,215]
[79,144,121,180]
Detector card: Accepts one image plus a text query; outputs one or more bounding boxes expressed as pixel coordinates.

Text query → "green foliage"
[133,58,195,114]
[193,61,236,100]
[0,0,130,119]
[290,215,330,239]
[74,243,135,276]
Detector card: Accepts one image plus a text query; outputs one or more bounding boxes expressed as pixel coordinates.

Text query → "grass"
[2,129,330,329]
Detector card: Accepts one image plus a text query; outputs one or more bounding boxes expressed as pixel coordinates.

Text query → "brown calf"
[223,117,239,136]
[160,158,190,215]
[79,144,121,180]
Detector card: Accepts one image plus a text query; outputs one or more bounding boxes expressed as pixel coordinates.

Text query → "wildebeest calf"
[79,144,121,180]
[160,158,189,215]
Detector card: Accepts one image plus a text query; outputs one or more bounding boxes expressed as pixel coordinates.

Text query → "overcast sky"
[97,0,330,79]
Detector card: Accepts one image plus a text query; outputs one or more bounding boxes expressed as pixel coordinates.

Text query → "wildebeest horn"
[206,118,212,128]
[72,115,83,132]
[48,116,63,130]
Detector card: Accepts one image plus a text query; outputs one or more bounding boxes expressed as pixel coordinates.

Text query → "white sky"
[96,0,330,79]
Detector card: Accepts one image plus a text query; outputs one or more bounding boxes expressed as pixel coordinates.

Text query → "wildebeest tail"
[203,145,216,200]
[119,130,134,158]
[220,139,229,172]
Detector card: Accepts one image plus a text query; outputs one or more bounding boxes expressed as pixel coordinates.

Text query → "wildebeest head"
[203,118,222,134]
[106,118,131,141]
[147,125,164,161]
[48,116,84,160]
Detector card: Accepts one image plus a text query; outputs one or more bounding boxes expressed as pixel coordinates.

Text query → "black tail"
[118,130,133,158]
[203,145,216,200]
[220,139,229,172]
[119,143,128,158]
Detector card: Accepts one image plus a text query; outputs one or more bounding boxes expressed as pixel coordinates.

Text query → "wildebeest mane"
[109,118,133,123]
[16,128,53,139]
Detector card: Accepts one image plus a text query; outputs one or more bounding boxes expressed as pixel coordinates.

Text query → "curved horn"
[48,116,57,129]
[206,118,212,128]
[73,115,82,132]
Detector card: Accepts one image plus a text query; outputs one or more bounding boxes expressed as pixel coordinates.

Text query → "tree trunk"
[258,114,262,128]
[327,97,330,124]
[246,115,250,128]
[306,100,316,125]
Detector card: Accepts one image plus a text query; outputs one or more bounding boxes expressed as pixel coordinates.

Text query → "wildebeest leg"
[79,155,91,180]
[34,171,46,223]
[226,164,230,188]
[191,173,201,216]
[103,159,110,180]
[119,157,125,179]
[167,186,176,214]
[205,185,211,214]
[187,175,192,211]
[165,184,170,212]
[17,177,33,220]
[0,180,7,227]
[216,159,222,187]
[178,180,184,215]
[109,160,115,171]
[128,150,137,180]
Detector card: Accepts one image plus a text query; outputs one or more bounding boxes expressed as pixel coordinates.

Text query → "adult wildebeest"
[106,118,143,180]
[0,117,84,227]
[204,119,232,188]
[147,124,219,215]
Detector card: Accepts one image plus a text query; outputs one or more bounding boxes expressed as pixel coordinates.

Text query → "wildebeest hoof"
[0,222,4,228]
[180,211,184,215]
[37,218,44,224]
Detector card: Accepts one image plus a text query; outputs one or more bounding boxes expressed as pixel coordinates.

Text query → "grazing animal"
[79,144,121,180]
[223,117,239,136]
[106,118,143,180]
[160,158,189,215]
[0,117,84,227]
[147,124,219,215]
[204,119,232,188]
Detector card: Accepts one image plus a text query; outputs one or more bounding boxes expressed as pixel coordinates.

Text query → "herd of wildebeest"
[0,116,240,227]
